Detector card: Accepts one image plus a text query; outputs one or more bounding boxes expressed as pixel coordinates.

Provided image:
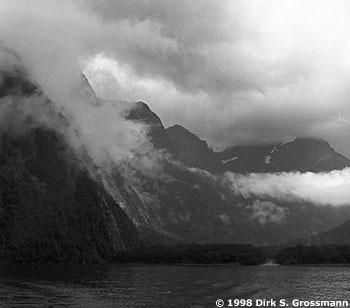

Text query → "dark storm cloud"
[1,0,350,155]
[80,0,350,156]
[2,0,350,210]
[81,0,263,94]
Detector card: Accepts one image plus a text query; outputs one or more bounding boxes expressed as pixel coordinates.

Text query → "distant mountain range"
[1,51,350,262]
[165,123,349,174]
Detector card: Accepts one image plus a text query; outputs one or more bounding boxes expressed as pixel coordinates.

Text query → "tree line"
[114,243,265,265]
[276,245,350,265]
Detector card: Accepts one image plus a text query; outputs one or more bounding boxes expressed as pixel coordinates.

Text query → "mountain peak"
[129,101,151,112]
[166,124,224,173]
[168,124,190,131]
[167,124,206,144]
[126,101,177,156]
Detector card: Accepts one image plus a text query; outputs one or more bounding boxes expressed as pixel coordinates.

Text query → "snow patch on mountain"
[264,155,271,164]
[270,145,278,154]
[218,214,231,225]
[222,156,239,164]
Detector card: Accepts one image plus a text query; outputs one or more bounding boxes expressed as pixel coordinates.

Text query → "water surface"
[0,264,349,307]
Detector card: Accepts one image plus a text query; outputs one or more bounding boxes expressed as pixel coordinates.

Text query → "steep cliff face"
[0,127,140,263]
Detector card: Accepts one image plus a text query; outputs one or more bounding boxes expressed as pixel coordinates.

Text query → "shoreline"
[2,262,350,267]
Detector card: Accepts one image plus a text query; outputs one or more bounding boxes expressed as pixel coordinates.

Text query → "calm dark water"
[0,264,349,308]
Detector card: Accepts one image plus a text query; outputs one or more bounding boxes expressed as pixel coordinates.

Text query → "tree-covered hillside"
[0,128,139,263]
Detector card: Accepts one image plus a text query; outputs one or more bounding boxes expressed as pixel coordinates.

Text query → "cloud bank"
[225,168,350,207]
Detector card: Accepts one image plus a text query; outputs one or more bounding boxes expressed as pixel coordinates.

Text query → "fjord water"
[0,264,349,308]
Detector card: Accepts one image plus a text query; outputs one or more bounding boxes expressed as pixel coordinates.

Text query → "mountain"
[166,124,224,173]
[217,144,276,173]
[0,67,38,99]
[125,121,350,246]
[216,137,350,173]
[0,67,140,263]
[0,128,139,263]
[293,219,350,246]
[164,124,349,174]
[2,51,350,263]
[127,102,178,156]
[317,220,350,244]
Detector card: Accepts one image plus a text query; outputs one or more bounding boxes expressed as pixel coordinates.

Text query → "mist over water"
[0,264,349,308]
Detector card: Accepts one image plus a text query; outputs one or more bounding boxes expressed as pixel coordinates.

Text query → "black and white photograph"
[0,0,350,307]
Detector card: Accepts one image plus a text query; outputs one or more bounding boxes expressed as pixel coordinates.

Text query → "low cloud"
[225,168,350,207]
[248,200,288,225]
[0,0,167,174]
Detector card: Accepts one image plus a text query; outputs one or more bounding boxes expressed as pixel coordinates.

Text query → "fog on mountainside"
[1,0,350,263]
[2,47,350,264]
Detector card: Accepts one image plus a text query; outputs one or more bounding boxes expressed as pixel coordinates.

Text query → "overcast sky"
[1,0,350,155]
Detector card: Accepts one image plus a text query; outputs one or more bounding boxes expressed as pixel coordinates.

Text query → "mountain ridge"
[163,123,350,174]
[166,124,224,173]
